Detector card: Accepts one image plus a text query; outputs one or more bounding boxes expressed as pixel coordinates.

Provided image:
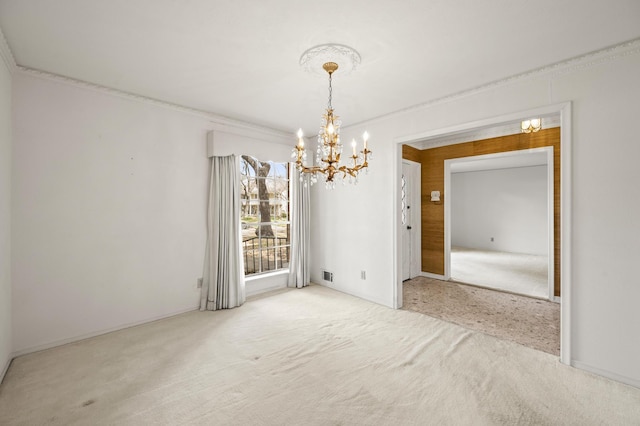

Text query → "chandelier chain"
[327,73,333,110]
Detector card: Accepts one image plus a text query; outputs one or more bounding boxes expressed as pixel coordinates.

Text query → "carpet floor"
[451,246,549,299]
[403,276,560,355]
[1,285,638,425]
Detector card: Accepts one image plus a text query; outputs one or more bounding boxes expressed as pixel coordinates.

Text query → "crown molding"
[346,37,640,130]
[3,22,286,140]
[8,34,639,142]
[16,65,292,143]
[0,25,17,74]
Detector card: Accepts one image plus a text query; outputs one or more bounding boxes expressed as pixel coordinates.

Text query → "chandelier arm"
[298,165,325,174]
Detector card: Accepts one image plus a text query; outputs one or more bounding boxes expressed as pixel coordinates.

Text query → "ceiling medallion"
[299,43,362,76]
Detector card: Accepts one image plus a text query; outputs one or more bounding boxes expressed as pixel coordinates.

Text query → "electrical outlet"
[197,278,203,288]
[361,270,366,280]
[490,237,494,242]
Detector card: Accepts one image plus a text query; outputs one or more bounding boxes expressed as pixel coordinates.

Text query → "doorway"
[393,102,572,365]
[444,148,555,301]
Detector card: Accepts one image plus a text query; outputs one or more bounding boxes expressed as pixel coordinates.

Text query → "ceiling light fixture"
[521,118,542,133]
[293,45,371,189]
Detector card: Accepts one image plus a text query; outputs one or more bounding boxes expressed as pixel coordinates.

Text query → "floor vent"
[322,270,333,282]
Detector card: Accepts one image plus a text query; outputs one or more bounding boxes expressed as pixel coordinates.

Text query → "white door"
[401,161,413,281]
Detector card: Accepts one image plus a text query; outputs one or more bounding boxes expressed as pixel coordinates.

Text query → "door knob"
[407,226,412,230]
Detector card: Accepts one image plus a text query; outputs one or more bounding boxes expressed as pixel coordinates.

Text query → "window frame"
[239,157,291,277]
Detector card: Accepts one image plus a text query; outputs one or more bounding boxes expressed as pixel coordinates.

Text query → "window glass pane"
[268,162,287,179]
[239,156,290,276]
[259,243,277,272]
[242,224,260,247]
[279,245,290,269]
[257,178,269,202]
[276,210,289,223]
[243,250,260,275]
[272,222,289,243]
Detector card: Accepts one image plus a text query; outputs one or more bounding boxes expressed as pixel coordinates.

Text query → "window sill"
[245,269,289,282]
[245,269,289,297]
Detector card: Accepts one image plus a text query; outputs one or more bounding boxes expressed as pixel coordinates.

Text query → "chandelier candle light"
[292,61,371,189]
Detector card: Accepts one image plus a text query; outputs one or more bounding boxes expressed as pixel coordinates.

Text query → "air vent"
[322,270,333,282]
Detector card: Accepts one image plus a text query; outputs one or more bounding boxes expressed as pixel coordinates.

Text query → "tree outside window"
[240,155,290,275]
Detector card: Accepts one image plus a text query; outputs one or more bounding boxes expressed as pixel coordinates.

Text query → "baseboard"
[1,355,12,385]
[572,360,640,389]
[316,281,392,308]
[11,306,199,358]
[553,296,561,304]
[420,272,446,280]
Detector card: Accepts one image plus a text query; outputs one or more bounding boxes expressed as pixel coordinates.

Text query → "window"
[239,155,290,276]
[401,174,407,225]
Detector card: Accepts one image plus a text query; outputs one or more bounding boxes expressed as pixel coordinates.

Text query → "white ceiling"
[1,1,639,136]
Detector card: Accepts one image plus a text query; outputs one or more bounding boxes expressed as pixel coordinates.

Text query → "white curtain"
[200,155,246,310]
[288,167,310,288]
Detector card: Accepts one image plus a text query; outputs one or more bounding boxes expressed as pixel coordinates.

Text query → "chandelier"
[292,61,371,189]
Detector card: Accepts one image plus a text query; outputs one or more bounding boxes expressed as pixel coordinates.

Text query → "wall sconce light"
[521,118,542,133]
[430,191,441,202]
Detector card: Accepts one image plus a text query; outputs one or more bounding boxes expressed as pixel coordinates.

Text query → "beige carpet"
[1,285,639,425]
[403,277,560,355]
[451,246,549,299]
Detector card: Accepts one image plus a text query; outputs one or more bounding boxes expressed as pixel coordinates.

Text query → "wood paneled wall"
[416,127,561,296]
[402,144,422,163]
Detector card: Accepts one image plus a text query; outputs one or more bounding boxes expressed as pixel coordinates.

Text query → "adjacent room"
[449,150,551,299]
[400,124,561,356]
[1,1,640,424]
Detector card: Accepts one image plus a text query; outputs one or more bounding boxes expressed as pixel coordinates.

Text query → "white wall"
[0,51,12,379]
[310,46,640,386]
[11,72,291,354]
[451,166,548,255]
[310,155,391,306]
[8,74,220,352]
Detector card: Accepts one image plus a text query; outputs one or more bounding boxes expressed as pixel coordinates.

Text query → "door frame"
[443,147,554,301]
[393,101,572,366]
